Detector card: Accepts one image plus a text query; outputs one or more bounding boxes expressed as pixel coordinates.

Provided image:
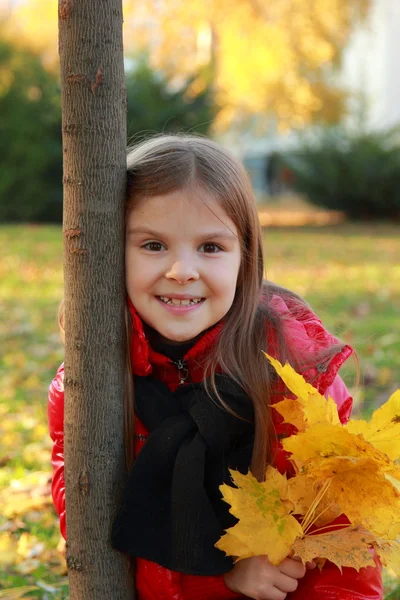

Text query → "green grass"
[0,226,66,598]
[264,223,400,414]
[1,226,64,486]
[0,223,399,598]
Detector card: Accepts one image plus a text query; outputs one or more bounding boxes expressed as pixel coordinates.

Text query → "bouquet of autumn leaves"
[216,354,400,574]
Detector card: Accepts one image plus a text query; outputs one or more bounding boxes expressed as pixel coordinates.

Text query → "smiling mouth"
[158,296,204,306]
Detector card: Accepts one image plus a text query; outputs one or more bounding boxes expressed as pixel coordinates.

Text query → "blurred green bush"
[0,44,217,223]
[126,54,217,140]
[0,41,63,223]
[281,127,400,219]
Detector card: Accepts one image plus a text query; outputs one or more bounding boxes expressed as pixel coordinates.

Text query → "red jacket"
[48,294,383,600]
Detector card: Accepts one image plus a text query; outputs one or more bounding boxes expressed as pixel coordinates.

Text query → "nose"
[165,257,200,284]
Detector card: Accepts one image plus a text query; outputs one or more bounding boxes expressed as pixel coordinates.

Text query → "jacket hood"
[128,293,353,392]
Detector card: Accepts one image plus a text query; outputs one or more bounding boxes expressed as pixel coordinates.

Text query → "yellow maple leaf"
[345,390,400,460]
[265,353,320,398]
[283,423,391,469]
[213,531,254,561]
[293,527,375,572]
[324,467,400,540]
[271,397,307,432]
[372,539,400,576]
[291,456,400,539]
[216,467,303,565]
[286,455,400,537]
[217,357,400,572]
[265,354,340,429]
[286,475,341,528]
[286,473,317,515]
[386,472,400,492]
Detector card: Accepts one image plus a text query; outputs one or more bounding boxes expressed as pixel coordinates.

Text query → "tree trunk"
[58,1,133,598]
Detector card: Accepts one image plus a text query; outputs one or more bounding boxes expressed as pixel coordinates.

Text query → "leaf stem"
[304,523,351,537]
[301,479,332,533]
[303,503,334,535]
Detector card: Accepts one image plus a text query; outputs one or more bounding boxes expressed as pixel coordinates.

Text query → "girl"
[48,134,383,600]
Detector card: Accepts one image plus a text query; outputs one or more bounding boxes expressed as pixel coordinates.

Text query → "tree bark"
[58,1,133,598]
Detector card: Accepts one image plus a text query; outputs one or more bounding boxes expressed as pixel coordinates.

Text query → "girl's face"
[125,189,241,343]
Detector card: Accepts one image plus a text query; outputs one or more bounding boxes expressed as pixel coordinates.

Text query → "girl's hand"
[223,555,314,600]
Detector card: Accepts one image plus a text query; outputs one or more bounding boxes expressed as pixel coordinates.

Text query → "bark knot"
[65,228,82,239]
[69,247,89,255]
[91,68,103,95]
[64,376,79,388]
[63,123,83,135]
[66,73,87,85]
[66,554,87,572]
[59,0,74,20]
[78,470,90,497]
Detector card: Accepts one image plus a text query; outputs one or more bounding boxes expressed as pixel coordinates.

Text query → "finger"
[275,572,300,594]
[279,558,306,579]
[266,588,287,600]
[249,580,287,600]
[292,555,316,569]
[293,555,316,569]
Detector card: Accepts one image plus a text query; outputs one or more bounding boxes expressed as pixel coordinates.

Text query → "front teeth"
[159,297,203,306]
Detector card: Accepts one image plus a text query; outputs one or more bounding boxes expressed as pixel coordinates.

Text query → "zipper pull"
[173,358,189,385]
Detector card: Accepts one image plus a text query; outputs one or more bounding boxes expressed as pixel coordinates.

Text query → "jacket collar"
[128,298,223,378]
[128,293,353,392]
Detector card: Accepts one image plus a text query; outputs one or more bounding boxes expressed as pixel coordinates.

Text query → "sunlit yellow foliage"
[345,390,400,460]
[373,538,400,577]
[283,424,391,468]
[2,0,370,128]
[217,357,400,572]
[216,467,303,565]
[266,353,340,430]
[129,0,371,128]
[1,0,57,69]
[292,527,375,573]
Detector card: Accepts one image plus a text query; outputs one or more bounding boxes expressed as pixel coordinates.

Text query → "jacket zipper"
[172,358,190,385]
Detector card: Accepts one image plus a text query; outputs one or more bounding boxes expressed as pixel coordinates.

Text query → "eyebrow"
[127,227,237,240]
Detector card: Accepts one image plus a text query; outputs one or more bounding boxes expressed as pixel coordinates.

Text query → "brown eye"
[143,241,165,252]
[200,242,222,253]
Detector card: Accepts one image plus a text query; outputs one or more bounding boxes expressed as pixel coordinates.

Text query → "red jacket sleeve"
[180,573,241,600]
[291,375,383,599]
[47,363,66,539]
[293,555,383,600]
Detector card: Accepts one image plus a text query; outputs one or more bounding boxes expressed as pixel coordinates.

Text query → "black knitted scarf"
[111,375,255,575]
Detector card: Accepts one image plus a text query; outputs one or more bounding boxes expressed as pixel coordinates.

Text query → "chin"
[161,329,200,343]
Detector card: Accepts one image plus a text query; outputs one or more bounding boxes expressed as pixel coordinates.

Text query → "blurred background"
[0,0,399,597]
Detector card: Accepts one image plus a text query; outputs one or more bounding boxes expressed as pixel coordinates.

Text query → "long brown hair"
[122,134,345,479]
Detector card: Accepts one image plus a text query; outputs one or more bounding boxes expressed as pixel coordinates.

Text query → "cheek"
[210,258,240,297]
[125,253,150,291]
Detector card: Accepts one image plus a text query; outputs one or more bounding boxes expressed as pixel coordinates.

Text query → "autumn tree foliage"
[123,0,372,129]
[3,0,371,129]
